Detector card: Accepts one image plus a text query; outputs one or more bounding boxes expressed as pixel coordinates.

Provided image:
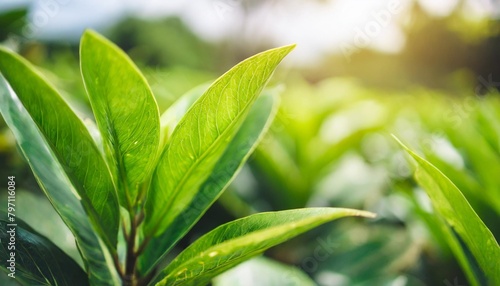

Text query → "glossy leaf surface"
[81,30,160,208]
[0,77,120,285]
[0,217,88,286]
[159,84,208,148]
[144,45,295,236]
[397,137,500,285]
[138,93,278,275]
[0,47,119,249]
[152,208,374,285]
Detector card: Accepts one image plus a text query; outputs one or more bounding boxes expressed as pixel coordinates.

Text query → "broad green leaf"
[151,208,374,286]
[0,216,88,286]
[0,47,119,249]
[0,78,120,285]
[0,191,82,265]
[80,30,161,208]
[138,93,278,275]
[396,137,500,285]
[144,44,295,236]
[159,84,208,148]
[212,256,316,286]
[431,212,486,286]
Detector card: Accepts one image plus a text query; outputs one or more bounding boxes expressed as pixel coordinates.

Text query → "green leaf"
[151,208,374,286]
[0,216,88,286]
[144,44,295,237]
[80,30,161,208]
[212,256,316,286]
[138,92,279,275]
[159,84,209,149]
[0,47,119,250]
[395,136,500,285]
[0,191,82,265]
[0,77,120,285]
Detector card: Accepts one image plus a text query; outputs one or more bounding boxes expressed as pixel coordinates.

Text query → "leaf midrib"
[82,31,161,210]
[104,100,133,209]
[152,71,262,235]
[162,210,368,282]
[3,54,115,250]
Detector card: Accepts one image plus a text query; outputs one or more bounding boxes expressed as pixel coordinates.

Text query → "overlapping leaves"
[0,31,378,286]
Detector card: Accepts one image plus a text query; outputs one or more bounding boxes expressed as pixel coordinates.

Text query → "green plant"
[396,137,500,286]
[0,30,374,285]
[229,77,500,285]
[249,77,393,209]
[231,79,427,285]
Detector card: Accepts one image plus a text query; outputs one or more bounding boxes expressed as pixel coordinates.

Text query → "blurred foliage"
[0,1,499,285]
[0,8,26,42]
[220,74,500,285]
[107,17,217,70]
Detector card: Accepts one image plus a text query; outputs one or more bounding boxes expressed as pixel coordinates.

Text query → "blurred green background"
[1,0,499,285]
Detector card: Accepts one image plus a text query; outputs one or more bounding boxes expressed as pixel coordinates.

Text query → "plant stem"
[113,253,124,277]
[121,208,157,286]
[122,212,139,286]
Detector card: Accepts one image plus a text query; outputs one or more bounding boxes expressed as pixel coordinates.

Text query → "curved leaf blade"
[159,84,209,148]
[0,78,120,285]
[0,47,119,249]
[144,45,295,236]
[80,30,161,208]
[395,137,500,285]
[138,92,278,275]
[151,208,374,286]
[0,217,88,286]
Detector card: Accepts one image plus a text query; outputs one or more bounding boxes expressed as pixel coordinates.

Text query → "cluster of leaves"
[236,78,500,285]
[1,23,498,286]
[396,138,500,286]
[394,93,500,286]
[249,77,394,209]
[0,31,374,285]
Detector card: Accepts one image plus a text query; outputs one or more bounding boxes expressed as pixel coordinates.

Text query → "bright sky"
[0,0,496,64]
